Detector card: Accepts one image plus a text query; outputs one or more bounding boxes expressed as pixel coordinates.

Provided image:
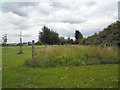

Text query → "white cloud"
[1,1,118,43]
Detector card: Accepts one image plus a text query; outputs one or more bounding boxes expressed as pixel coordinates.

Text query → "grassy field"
[2,45,119,88]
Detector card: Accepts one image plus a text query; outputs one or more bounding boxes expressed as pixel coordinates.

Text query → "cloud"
[1,1,118,43]
[2,2,38,16]
[52,9,87,24]
[46,22,76,37]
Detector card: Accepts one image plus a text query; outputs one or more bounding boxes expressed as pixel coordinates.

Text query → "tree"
[2,34,7,46]
[80,38,86,45]
[75,30,83,44]
[59,37,67,45]
[84,21,120,46]
[39,26,59,45]
[67,36,71,44]
[67,36,74,44]
[70,39,74,44]
[38,31,42,44]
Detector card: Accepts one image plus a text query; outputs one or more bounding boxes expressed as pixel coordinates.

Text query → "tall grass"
[25,45,118,68]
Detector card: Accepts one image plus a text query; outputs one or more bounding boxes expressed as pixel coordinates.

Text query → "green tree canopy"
[84,21,120,46]
[75,30,83,44]
[39,26,59,45]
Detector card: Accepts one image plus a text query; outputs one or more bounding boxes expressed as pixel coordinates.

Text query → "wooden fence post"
[32,40,35,62]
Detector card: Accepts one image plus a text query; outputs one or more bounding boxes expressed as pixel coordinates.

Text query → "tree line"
[37,26,83,45]
[37,21,120,47]
[81,21,120,46]
[1,21,119,47]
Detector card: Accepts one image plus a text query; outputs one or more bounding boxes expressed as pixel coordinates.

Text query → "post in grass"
[32,40,35,62]
[17,32,23,54]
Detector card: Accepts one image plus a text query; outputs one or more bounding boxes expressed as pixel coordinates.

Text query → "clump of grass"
[25,45,118,68]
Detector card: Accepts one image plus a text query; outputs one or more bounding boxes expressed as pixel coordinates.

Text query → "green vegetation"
[2,46,118,88]
[82,21,120,46]
[37,21,120,47]
[38,26,60,45]
[26,45,118,68]
[75,30,83,44]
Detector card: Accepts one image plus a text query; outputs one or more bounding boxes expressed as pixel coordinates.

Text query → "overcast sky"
[0,0,119,43]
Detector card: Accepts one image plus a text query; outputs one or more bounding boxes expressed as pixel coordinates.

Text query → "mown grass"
[2,46,119,88]
[26,45,118,68]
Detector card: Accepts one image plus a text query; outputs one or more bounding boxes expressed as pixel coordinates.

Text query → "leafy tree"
[75,30,83,44]
[39,26,59,45]
[80,38,87,45]
[67,36,71,44]
[66,36,74,44]
[59,37,67,45]
[84,21,120,46]
[70,39,74,44]
[2,34,7,45]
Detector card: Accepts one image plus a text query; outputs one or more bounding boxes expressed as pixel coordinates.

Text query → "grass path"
[2,46,118,88]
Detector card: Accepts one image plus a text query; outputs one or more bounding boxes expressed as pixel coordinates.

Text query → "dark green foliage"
[80,38,87,45]
[75,30,83,44]
[84,21,120,46]
[67,36,74,44]
[39,26,60,45]
[38,21,119,46]
[59,37,67,45]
